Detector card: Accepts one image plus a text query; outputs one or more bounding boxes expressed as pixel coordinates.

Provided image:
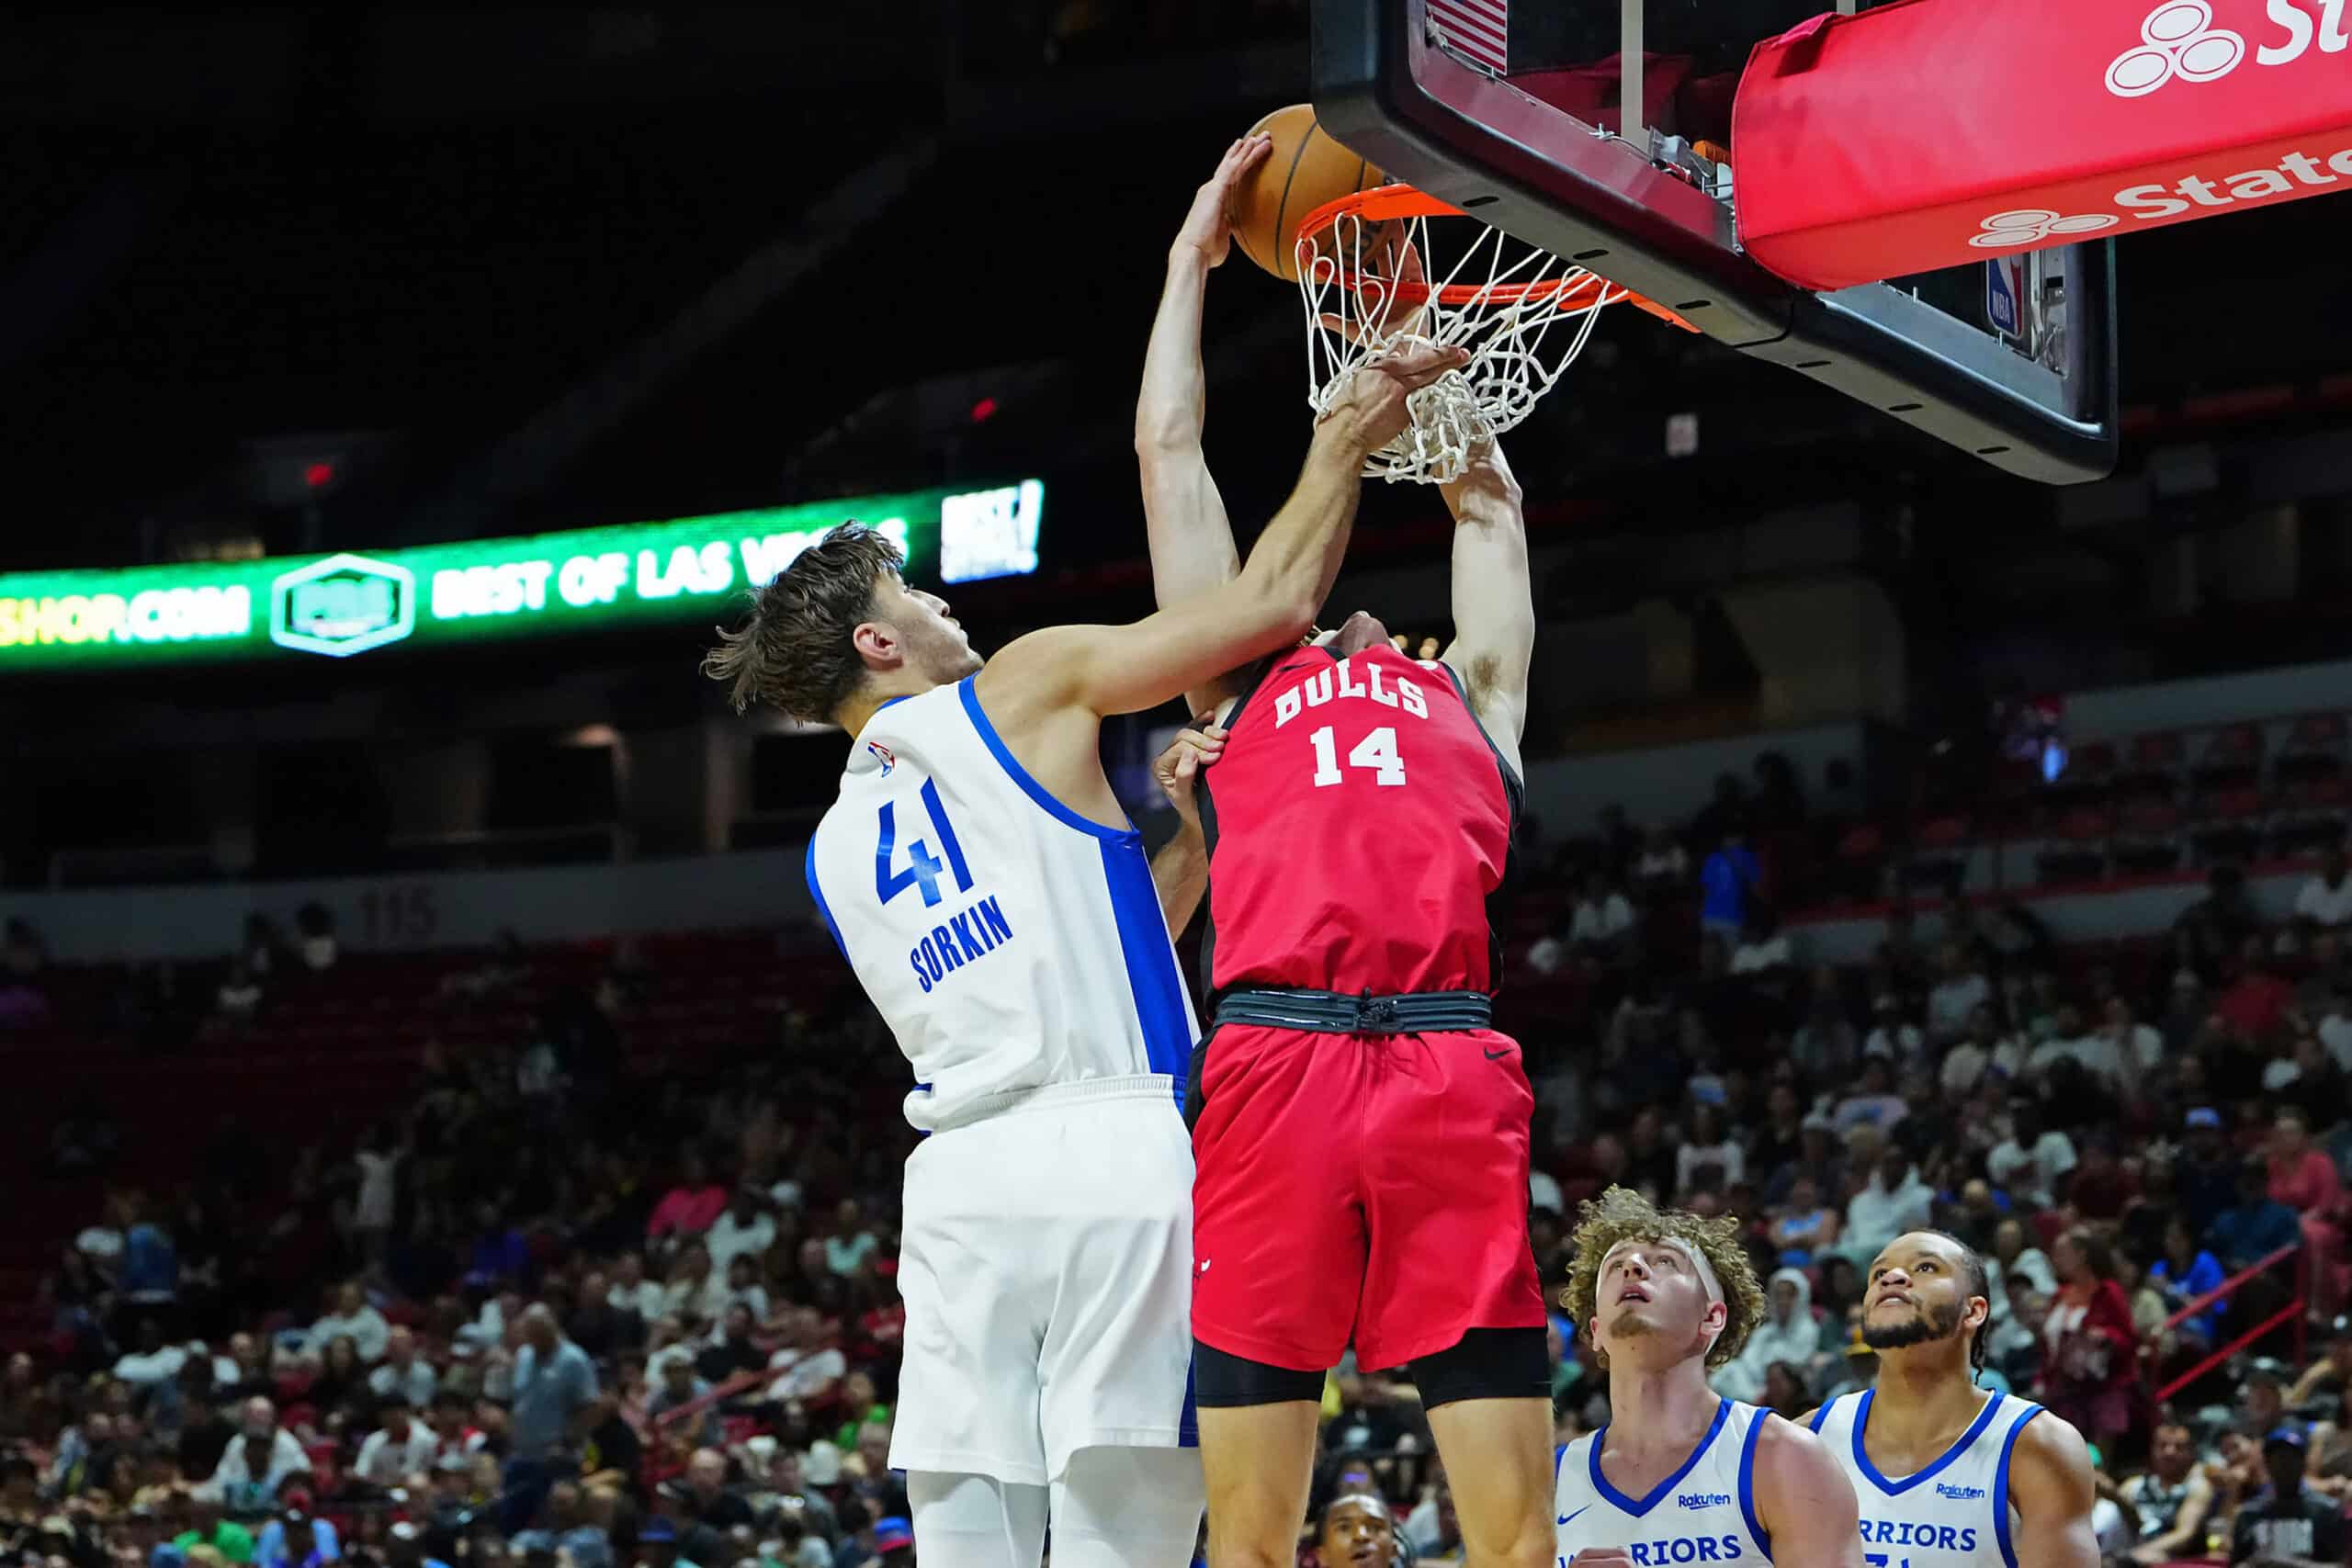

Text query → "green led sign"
[0,479,1043,669]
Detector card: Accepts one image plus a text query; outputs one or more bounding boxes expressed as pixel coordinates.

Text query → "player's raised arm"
[1437,434,1534,779]
[1751,1416,1865,1568]
[984,339,1466,724]
[2006,1413,2100,1568]
[1137,138,1267,715]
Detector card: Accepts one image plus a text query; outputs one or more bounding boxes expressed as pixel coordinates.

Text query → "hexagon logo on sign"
[269,553,417,658]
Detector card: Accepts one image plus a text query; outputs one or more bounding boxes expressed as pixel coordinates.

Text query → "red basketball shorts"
[1186,1023,1544,1373]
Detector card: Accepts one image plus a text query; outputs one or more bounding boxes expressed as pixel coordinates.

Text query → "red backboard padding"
[1732,0,2352,289]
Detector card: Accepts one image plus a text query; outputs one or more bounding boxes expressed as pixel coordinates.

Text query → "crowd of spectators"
[3,739,2350,1568]
[11,948,923,1568]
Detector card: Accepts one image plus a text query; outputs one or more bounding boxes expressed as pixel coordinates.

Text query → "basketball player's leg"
[1189,1024,1365,1568]
[907,1471,1048,1568]
[1031,1093,1210,1562]
[1421,1377,1556,1568]
[1049,1446,1207,1568]
[892,1119,1057,1560]
[1362,1032,1554,1568]
[1196,1391,1323,1568]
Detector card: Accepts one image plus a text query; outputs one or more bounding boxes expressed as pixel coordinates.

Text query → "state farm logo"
[2109,0,2246,95]
[1971,209,2120,248]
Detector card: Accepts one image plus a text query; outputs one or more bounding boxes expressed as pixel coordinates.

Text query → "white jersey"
[1555,1397,1774,1566]
[1810,1388,2045,1568]
[806,675,1199,1132]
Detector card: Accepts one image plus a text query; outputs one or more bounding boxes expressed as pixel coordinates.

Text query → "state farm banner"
[1732,0,2352,290]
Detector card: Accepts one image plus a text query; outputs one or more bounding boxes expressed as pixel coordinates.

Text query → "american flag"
[1426,0,1507,73]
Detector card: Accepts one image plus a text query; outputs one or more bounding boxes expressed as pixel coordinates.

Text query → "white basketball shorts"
[889,1075,1197,1487]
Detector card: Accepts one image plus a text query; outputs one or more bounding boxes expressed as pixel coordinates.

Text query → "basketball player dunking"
[705,329,1464,1568]
[1806,1232,2098,1568]
[1137,138,1550,1568]
[1554,1188,1862,1568]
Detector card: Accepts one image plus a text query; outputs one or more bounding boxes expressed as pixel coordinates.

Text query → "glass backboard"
[1311,0,2120,483]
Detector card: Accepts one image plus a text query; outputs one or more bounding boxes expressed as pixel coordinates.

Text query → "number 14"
[1307,725,1406,786]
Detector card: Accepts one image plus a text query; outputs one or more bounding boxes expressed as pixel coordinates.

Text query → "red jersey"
[1197,643,1520,997]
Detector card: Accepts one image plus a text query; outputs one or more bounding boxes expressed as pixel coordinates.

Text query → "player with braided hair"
[1807,1231,2098,1568]
[1553,1188,1860,1566]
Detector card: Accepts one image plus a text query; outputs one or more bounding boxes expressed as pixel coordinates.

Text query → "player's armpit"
[1752,1416,1864,1568]
[2006,1413,2100,1568]
[1436,437,1533,775]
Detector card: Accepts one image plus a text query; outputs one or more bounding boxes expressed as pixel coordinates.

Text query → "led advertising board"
[0,479,1042,669]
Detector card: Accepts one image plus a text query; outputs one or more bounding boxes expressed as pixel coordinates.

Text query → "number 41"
[1308,725,1406,786]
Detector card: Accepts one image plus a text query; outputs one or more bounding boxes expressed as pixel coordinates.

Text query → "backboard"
[1311,0,2120,484]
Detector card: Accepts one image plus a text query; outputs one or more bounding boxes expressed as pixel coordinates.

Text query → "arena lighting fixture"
[0,480,1044,670]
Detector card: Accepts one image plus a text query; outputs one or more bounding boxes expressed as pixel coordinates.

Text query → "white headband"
[1601,1236,1725,1308]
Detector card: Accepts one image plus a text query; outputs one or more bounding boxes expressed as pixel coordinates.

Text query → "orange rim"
[1293,185,1699,333]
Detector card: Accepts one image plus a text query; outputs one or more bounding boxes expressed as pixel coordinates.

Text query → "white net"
[1295,201,1627,484]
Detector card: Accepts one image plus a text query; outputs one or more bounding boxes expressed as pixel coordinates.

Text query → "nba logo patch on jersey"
[867,740,896,775]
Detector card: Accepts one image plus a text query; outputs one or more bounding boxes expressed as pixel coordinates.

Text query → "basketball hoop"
[1294,185,1695,484]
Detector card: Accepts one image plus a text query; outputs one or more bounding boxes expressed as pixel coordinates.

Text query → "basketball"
[1228,103,1385,281]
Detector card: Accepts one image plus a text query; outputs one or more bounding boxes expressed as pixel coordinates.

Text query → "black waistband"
[1211,987,1493,1034]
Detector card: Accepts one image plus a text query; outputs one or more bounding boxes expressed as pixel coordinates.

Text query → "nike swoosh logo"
[1485,1046,1512,1060]
[1557,1506,1589,1527]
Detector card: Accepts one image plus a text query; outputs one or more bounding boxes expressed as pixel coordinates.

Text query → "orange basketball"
[1228,104,1386,282]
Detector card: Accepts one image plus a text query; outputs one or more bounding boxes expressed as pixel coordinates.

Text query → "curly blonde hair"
[1562,1185,1768,1371]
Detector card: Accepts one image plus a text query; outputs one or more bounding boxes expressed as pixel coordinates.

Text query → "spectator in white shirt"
[1730,911,1794,976]
[1843,1148,1938,1265]
[1568,874,1638,955]
[1939,1005,2026,1099]
[2296,848,2352,934]
[352,1398,439,1491]
[606,1252,666,1324]
[2321,983,2352,1074]
[1632,827,1690,895]
[112,1320,187,1388]
[1926,942,1993,1046]
[2098,997,2165,1079]
[308,1280,390,1363]
[1863,996,1926,1072]
[763,1307,845,1405]
[1986,1100,2078,1207]
[2026,1005,2121,1089]
[368,1327,438,1409]
[1833,1057,1910,1134]
[211,1397,312,1512]
[1674,1105,1745,1196]
[704,1191,776,1275]
[663,1243,734,1325]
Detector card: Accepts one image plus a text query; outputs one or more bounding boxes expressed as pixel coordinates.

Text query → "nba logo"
[867,741,895,776]
[1984,256,2024,343]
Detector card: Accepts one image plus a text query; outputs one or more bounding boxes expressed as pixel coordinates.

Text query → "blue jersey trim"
[1555,1443,1569,1485]
[1849,1386,2006,1496]
[958,676,1136,842]
[1589,1397,1731,1518]
[1992,1401,2042,1568]
[1737,1406,1772,1561]
[1808,1398,1834,1434]
[1100,837,1193,1100]
[805,838,846,958]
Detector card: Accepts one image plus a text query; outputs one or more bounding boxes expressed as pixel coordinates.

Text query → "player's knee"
[1455,1512,1555,1568]
[1204,1538,1295,1568]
